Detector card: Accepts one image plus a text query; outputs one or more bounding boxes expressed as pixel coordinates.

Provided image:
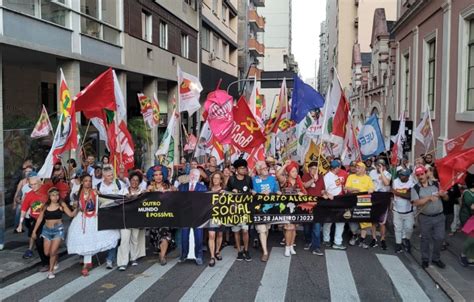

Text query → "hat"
[330,160,341,169]
[398,169,411,177]
[415,166,427,176]
[356,162,366,168]
[233,159,248,169]
[376,159,386,166]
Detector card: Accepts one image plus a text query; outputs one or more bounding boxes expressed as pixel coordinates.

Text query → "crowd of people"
[10,152,474,279]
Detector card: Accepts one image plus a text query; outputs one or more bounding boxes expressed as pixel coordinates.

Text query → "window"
[212,35,219,57]
[202,27,211,51]
[4,0,36,16]
[402,53,410,113]
[81,0,98,18]
[181,34,189,58]
[141,11,152,42]
[41,1,67,26]
[79,0,120,45]
[101,0,117,26]
[159,21,168,49]
[468,19,474,111]
[222,41,228,62]
[221,4,227,22]
[426,39,436,111]
[4,0,68,27]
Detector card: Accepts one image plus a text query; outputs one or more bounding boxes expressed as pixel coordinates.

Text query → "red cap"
[415,166,427,176]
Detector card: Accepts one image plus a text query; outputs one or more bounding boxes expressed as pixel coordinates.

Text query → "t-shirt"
[98,180,128,195]
[302,173,325,196]
[392,178,414,213]
[324,171,343,196]
[410,181,443,215]
[227,175,253,193]
[369,170,392,192]
[345,174,375,193]
[252,175,279,194]
[337,170,349,187]
[92,176,103,189]
[21,188,48,220]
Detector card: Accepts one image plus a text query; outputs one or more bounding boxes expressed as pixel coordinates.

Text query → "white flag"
[155,110,178,157]
[414,109,433,151]
[177,64,202,117]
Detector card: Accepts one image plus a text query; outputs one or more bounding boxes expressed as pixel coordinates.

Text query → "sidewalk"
[0,224,68,283]
[409,227,474,301]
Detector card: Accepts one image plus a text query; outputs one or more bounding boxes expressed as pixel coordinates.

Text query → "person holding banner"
[147,167,176,266]
[252,161,281,262]
[208,171,225,267]
[227,159,253,262]
[392,169,415,253]
[277,160,307,257]
[179,168,207,265]
[323,160,346,250]
[345,162,375,249]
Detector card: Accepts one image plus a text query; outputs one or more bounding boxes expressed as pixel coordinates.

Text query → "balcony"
[248,66,262,79]
[248,37,265,57]
[251,0,265,7]
[249,9,265,32]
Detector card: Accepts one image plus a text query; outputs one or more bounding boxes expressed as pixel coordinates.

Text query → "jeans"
[323,223,345,245]
[311,223,321,250]
[106,246,117,263]
[419,214,445,262]
[181,228,203,260]
[450,204,461,233]
[303,223,313,244]
[393,211,414,244]
[14,206,21,228]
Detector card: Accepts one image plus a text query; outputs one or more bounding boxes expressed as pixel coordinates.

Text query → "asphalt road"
[0,231,450,302]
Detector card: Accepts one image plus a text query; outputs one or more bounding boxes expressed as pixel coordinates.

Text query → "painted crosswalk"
[1,248,441,302]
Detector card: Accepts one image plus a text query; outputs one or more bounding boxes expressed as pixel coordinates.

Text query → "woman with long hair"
[277,160,307,257]
[208,171,225,267]
[147,168,176,265]
[67,174,120,276]
[31,187,77,279]
[117,172,146,271]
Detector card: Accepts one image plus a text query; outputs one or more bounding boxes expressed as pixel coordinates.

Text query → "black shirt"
[226,175,253,193]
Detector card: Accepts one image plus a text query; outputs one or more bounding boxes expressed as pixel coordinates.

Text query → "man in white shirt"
[368,159,392,250]
[97,167,128,269]
[392,169,415,253]
[323,160,346,250]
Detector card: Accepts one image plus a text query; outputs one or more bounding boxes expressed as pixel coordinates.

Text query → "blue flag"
[290,75,325,123]
[358,114,386,160]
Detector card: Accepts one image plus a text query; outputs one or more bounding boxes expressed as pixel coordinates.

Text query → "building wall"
[337,1,357,88]
[257,0,290,49]
[358,0,397,52]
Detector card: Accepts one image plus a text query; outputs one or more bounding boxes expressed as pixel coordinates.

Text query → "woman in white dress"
[67,174,120,276]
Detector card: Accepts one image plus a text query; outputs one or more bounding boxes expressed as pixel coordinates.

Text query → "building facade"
[318,20,329,96]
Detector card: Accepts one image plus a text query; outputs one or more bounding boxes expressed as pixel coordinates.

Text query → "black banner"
[98,192,391,230]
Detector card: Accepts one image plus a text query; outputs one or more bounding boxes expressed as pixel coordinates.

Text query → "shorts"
[41,223,65,241]
[378,209,388,224]
[232,224,249,232]
[255,224,271,234]
[360,222,372,229]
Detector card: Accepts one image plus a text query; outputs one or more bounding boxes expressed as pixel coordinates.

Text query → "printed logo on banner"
[211,194,253,225]
[359,125,378,155]
[138,200,175,218]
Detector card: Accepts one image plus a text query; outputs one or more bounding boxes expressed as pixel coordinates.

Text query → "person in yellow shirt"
[345,162,375,249]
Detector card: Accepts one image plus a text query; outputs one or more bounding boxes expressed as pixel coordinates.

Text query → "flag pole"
[316,70,333,172]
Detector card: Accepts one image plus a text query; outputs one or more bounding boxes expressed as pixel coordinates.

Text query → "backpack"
[97,179,122,193]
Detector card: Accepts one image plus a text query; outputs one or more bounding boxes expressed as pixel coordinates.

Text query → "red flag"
[108,121,135,171]
[391,112,406,166]
[445,129,473,154]
[231,96,266,152]
[246,145,266,171]
[436,147,474,190]
[74,68,117,119]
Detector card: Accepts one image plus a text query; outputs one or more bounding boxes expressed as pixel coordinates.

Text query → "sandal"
[215,253,223,261]
[209,258,216,267]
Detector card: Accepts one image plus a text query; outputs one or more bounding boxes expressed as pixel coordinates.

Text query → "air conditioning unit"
[209,51,217,61]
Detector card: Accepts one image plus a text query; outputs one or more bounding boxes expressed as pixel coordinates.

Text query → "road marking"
[106,258,178,302]
[40,265,114,302]
[180,247,235,302]
[376,254,430,302]
[0,256,79,300]
[325,250,360,302]
[254,247,291,302]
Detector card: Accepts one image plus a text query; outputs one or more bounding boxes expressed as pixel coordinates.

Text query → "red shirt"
[302,173,325,197]
[21,187,48,220]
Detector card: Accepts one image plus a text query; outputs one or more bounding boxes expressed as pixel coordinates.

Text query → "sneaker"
[432,260,446,269]
[358,239,369,249]
[349,235,358,246]
[395,244,403,253]
[243,250,252,262]
[459,255,469,267]
[47,272,55,279]
[236,251,244,261]
[118,266,126,271]
[106,260,113,269]
[290,246,296,255]
[369,239,378,248]
[332,244,347,250]
[23,249,33,259]
[380,240,387,250]
[195,258,203,266]
[284,246,291,257]
[178,257,186,263]
[303,243,311,250]
[402,239,411,253]
[312,249,324,256]
[422,260,429,269]
[131,261,138,266]
[323,241,331,248]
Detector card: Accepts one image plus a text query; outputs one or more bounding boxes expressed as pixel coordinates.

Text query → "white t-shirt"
[97,180,128,195]
[324,171,342,196]
[92,176,103,189]
[392,178,415,213]
[369,169,392,192]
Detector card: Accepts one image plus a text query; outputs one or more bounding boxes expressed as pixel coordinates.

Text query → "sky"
[291,0,327,81]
